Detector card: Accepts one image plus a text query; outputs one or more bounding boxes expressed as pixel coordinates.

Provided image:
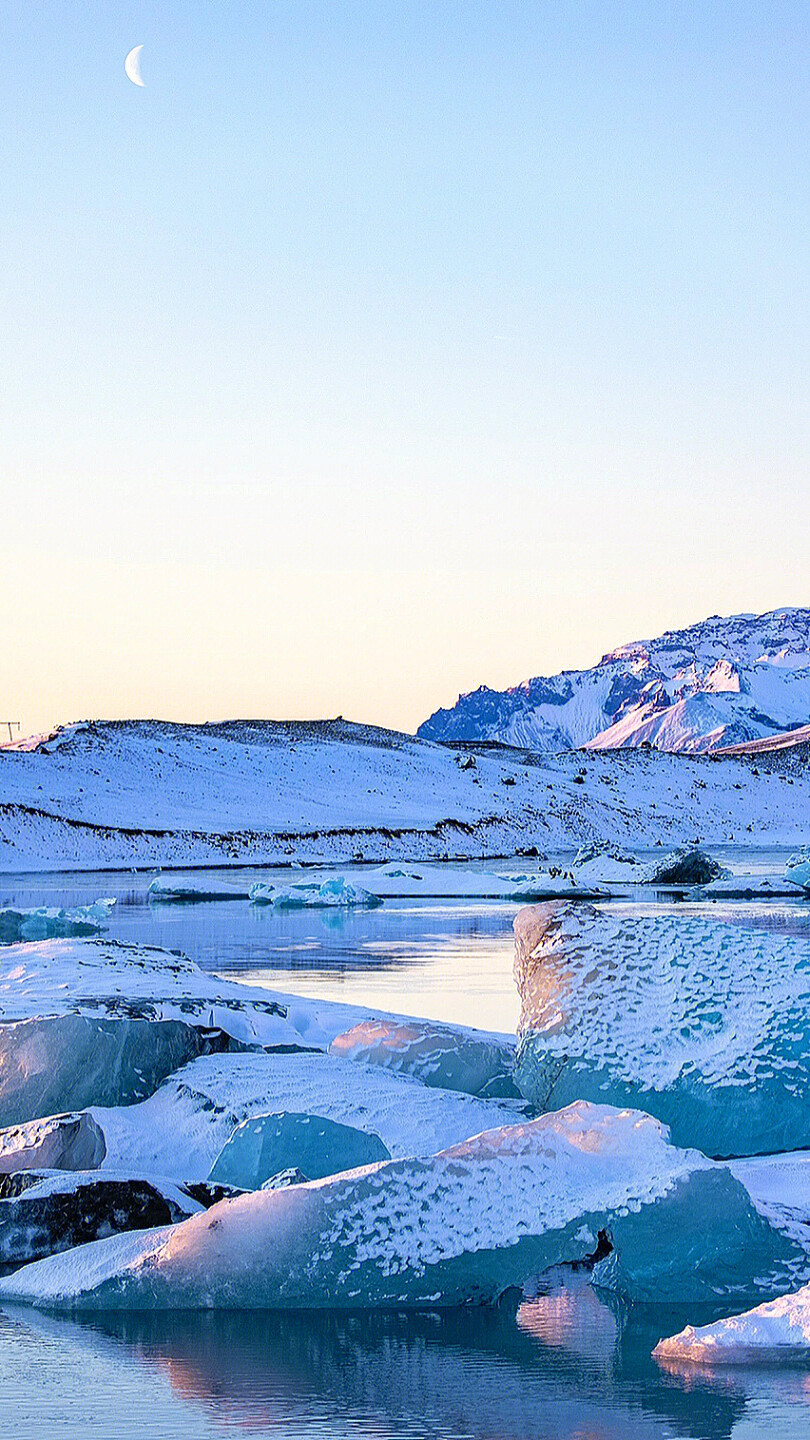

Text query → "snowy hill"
[418,608,810,754]
[1,717,809,871]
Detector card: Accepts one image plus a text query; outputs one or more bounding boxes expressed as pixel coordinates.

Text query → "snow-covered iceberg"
[654,1284,810,1365]
[514,902,810,1156]
[786,848,810,891]
[693,875,804,899]
[209,1112,391,1189]
[0,1169,213,1269]
[329,1018,519,1099]
[0,937,303,1049]
[0,900,114,944]
[0,1103,798,1311]
[89,1051,519,1182]
[249,877,383,908]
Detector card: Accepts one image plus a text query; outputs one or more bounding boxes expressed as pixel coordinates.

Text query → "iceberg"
[89,1050,519,1182]
[514,902,810,1156]
[329,1018,519,1099]
[786,848,810,891]
[0,1014,232,1126]
[209,1111,390,1189]
[250,878,382,909]
[640,846,726,886]
[0,900,115,944]
[0,1103,799,1311]
[654,1284,810,1365]
[693,875,804,899]
[0,1112,106,1172]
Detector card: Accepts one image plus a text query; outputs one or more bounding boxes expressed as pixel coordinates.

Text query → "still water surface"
[1,858,809,1438]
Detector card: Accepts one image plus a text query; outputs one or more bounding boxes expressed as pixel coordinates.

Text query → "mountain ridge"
[417,607,810,754]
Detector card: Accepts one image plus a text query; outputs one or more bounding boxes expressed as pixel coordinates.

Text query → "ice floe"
[249,878,383,908]
[654,1283,810,1364]
[514,902,810,1155]
[148,876,251,901]
[786,848,810,891]
[0,1102,797,1311]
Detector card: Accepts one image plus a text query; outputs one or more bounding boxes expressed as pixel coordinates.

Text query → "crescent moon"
[125,45,145,87]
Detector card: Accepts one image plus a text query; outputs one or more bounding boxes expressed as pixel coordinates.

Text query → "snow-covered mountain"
[418,608,810,754]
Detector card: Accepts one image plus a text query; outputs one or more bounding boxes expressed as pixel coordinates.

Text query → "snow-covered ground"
[1,717,809,872]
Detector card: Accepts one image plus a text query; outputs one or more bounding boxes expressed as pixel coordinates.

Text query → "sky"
[2,0,810,738]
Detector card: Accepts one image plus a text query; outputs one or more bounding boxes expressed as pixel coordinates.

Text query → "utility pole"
[0,722,20,744]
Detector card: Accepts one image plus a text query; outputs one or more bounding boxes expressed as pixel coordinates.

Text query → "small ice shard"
[0,1112,106,1173]
[640,846,726,886]
[786,848,810,890]
[0,1014,232,1126]
[247,882,276,905]
[252,878,383,909]
[514,902,810,1156]
[148,876,250,901]
[330,1018,519,1099]
[653,1283,810,1365]
[209,1111,391,1189]
[89,1050,518,1182]
[260,1168,308,1190]
[0,900,115,944]
[0,1170,207,1269]
[0,1103,798,1311]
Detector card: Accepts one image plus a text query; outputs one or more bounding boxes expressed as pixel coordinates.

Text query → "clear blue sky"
[3,1,809,734]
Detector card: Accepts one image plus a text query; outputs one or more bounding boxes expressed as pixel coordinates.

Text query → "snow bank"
[514,902,810,1156]
[0,1103,796,1311]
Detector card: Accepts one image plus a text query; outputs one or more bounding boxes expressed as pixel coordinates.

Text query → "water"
[1,855,809,1437]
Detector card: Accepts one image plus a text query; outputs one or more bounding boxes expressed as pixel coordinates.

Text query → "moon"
[125,45,145,87]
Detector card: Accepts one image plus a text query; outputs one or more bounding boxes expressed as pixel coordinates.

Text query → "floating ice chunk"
[786,848,810,891]
[514,902,810,1156]
[209,1112,390,1189]
[0,1170,207,1269]
[148,876,250,901]
[90,1051,520,1182]
[330,1018,519,1099]
[568,843,640,886]
[654,1284,810,1364]
[0,937,301,1049]
[640,846,726,886]
[251,878,382,909]
[0,1112,106,1173]
[0,1014,231,1126]
[0,900,115,944]
[0,1103,798,1311]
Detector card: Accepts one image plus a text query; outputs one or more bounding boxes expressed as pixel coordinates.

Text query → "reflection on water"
[3,1284,810,1440]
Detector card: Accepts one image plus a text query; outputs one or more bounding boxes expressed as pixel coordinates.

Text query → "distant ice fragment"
[0,1112,106,1173]
[261,1168,308,1190]
[0,1103,798,1311]
[654,1284,810,1365]
[786,848,810,890]
[209,1111,390,1189]
[148,876,250,901]
[514,902,810,1156]
[0,900,114,944]
[250,878,382,909]
[330,1018,519,1099]
[640,846,726,885]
